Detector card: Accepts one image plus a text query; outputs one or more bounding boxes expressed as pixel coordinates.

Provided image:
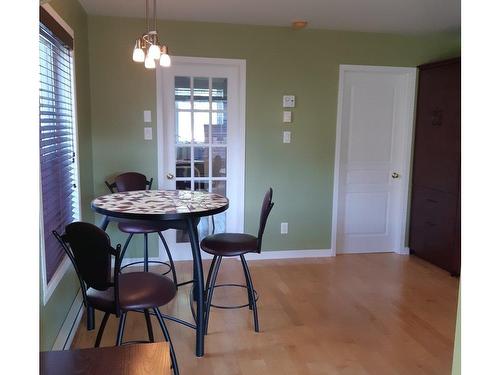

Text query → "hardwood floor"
[71,254,459,374]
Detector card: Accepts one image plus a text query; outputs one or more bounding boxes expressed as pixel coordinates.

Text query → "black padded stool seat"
[201,233,259,256]
[87,272,177,313]
[118,222,173,234]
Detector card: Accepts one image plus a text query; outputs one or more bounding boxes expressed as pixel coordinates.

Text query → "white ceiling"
[78,0,460,34]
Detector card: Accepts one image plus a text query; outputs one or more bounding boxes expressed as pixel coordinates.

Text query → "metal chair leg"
[86,306,95,330]
[204,256,217,298]
[115,312,127,346]
[153,307,179,375]
[143,233,149,272]
[144,309,154,343]
[241,257,254,310]
[94,312,110,348]
[204,256,222,335]
[241,255,259,332]
[158,231,178,287]
[118,233,134,269]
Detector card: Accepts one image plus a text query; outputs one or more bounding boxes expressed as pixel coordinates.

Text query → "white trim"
[242,249,333,261]
[52,290,84,351]
[127,250,334,263]
[41,4,74,38]
[331,64,417,255]
[401,246,410,255]
[42,257,72,305]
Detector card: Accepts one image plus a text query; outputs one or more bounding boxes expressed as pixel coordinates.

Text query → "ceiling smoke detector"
[291,20,308,30]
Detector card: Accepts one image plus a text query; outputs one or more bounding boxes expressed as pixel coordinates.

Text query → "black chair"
[105,172,177,286]
[53,222,179,375]
[201,188,274,333]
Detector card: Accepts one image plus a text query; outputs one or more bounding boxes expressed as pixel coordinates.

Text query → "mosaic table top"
[91,190,229,219]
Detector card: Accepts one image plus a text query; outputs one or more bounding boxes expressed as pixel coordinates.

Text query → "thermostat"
[283,95,295,108]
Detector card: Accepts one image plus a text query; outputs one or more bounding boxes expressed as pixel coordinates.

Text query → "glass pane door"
[174,75,228,243]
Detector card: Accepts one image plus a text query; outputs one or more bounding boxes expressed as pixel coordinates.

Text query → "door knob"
[391,172,400,179]
[167,173,174,180]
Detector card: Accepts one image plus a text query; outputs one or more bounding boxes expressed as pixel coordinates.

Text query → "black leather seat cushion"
[117,219,193,233]
[87,272,176,312]
[201,233,259,256]
[118,221,172,234]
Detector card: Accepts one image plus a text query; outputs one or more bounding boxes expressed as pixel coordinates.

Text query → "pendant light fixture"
[132,0,171,69]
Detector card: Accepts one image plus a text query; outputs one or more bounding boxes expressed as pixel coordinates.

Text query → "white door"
[332,65,416,254]
[157,57,246,257]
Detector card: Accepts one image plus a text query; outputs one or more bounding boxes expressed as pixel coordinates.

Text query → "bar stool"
[53,222,179,375]
[201,188,274,333]
[105,172,177,286]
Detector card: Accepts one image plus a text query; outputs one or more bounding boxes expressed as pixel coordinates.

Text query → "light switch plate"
[283,111,292,123]
[144,127,153,140]
[283,95,295,108]
[144,110,152,123]
[281,222,288,234]
[283,131,291,143]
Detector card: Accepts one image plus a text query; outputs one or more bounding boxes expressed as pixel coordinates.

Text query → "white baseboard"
[52,290,84,351]
[401,246,410,255]
[243,249,334,261]
[128,249,334,263]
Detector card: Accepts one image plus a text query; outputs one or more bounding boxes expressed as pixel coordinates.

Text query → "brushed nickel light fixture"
[132,0,171,69]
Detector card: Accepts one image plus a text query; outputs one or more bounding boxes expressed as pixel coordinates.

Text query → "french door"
[157,57,246,257]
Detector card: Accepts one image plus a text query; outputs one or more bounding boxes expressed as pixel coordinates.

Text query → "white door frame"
[331,64,416,256]
[155,56,246,259]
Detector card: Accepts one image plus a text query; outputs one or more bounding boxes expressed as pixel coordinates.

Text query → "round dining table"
[91,189,229,357]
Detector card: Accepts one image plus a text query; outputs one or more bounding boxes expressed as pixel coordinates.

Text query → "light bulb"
[144,53,155,69]
[132,47,145,62]
[159,46,171,67]
[160,53,171,67]
[148,44,161,60]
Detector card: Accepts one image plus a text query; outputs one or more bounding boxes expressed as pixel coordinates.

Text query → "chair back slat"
[114,172,151,192]
[257,188,274,251]
[63,222,115,291]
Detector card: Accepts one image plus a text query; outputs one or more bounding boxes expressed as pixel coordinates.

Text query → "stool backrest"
[106,172,153,193]
[53,222,122,314]
[257,188,274,252]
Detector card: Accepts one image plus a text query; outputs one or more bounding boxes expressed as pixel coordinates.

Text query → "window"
[39,7,79,288]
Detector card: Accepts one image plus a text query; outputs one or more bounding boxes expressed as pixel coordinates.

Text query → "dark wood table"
[91,190,229,357]
[40,342,171,375]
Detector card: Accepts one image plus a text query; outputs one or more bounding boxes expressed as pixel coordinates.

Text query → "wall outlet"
[281,222,288,234]
[144,110,152,123]
[144,127,153,140]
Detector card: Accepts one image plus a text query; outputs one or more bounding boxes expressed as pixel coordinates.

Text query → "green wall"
[87,16,460,257]
[40,0,93,351]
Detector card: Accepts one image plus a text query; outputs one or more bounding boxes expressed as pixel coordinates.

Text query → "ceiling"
[78,0,460,34]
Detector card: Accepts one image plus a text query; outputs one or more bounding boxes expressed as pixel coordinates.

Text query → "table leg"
[98,216,110,231]
[186,217,205,357]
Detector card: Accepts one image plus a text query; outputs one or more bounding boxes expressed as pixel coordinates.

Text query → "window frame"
[40,4,82,305]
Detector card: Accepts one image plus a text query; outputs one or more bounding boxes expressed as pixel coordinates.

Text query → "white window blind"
[39,20,78,283]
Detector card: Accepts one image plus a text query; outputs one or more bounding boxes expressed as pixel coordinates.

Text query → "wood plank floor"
[71,254,459,374]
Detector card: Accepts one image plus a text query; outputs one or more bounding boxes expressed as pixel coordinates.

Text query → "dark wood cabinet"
[409,58,461,275]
